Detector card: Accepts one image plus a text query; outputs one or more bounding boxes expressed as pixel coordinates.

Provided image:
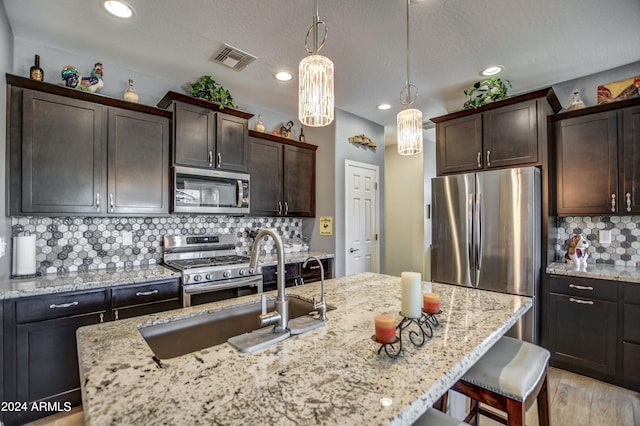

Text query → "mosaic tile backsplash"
[554,216,640,267]
[11,216,304,275]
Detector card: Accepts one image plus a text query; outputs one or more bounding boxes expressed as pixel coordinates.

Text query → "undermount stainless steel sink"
[139,295,332,359]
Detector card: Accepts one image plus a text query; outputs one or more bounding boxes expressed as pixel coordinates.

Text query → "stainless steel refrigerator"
[431,167,540,343]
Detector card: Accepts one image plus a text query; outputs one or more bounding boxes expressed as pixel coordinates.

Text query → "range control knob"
[239,269,246,276]
[205,273,213,281]
[223,270,231,278]
[193,275,202,282]
[248,268,255,274]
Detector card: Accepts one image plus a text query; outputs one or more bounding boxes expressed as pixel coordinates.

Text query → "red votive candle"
[374,314,397,344]
[423,293,440,314]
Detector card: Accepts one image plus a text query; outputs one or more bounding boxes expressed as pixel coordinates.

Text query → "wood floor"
[25,368,640,426]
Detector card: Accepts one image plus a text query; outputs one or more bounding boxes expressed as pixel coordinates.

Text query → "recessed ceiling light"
[377,103,392,110]
[102,1,135,19]
[481,65,504,76]
[275,71,294,81]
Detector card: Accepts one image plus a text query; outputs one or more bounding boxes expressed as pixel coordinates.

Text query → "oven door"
[173,166,249,214]
[182,275,263,307]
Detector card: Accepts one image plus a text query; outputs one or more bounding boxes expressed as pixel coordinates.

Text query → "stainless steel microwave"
[172,166,249,214]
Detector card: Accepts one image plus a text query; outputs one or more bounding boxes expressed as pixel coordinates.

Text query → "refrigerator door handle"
[476,191,482,273]
[468,193,475,276]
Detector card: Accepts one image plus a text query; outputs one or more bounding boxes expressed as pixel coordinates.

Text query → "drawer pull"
[569,284,593,291]
[569,297,594,305]
[308,265,320,270]
[49,301,79,309]
[136,290,159,297]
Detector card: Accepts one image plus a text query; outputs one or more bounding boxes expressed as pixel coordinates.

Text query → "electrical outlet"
[599,229,612,245]
[0,237,5,258]
[122,231,133,246]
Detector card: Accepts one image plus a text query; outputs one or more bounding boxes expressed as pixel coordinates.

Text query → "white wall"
[333,109,385,277]
[1,3,13,281]
[383,127,437,278]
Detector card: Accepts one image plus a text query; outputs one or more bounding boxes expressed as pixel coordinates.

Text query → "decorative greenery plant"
[189,75,237,109]
[463,77,512,109]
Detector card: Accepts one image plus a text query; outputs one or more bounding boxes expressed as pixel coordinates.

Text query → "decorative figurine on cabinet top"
[564,234,589,265]
[280,120,294,139]
[61,62,104,93]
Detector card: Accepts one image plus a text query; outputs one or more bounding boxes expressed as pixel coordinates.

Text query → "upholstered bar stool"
[445,336,551,426]
[413,408,471,426]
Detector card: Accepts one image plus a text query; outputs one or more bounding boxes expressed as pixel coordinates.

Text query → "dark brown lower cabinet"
[547,275,640,392]
[1,279,181,425]
[262,258,333,292]
[548,292,617,375]
[2,289,107,426]
[623,284,640,390]
[111,279,180,320]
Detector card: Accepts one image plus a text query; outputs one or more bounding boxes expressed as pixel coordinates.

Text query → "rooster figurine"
[61,62,104,93]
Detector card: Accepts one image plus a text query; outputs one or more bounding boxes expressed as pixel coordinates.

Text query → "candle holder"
[398,313,432,347]
[421,309,442,328]
[371,335,402,359]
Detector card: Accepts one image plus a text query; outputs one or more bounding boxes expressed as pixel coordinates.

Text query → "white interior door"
[345,160,379,275]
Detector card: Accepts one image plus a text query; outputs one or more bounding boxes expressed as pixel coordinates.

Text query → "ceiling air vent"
[210,44,257,71]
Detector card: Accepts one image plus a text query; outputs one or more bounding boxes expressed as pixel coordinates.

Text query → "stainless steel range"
[163,234,263,307]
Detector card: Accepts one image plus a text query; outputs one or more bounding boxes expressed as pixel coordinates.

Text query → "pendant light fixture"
[397,0,423,155]
[298,0,334,127]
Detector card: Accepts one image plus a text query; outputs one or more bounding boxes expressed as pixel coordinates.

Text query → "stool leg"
[505,399,525,426]
[433,391,449,412]
[537,375,550,426]
[463,398,479,426]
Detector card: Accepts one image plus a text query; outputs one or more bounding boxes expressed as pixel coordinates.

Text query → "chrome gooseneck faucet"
[302,256,327,321]
[250,228,289,333]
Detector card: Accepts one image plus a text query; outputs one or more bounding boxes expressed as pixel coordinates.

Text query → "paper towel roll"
[13,234,36,276]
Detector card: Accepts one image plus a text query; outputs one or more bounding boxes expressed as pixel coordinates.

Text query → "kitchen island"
[76,273,531,425]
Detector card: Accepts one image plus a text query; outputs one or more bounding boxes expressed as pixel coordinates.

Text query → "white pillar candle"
[401,272,422,318]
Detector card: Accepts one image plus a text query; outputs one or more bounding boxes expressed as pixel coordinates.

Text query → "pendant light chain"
[397,0,423,156]
[299,0,334,127]
[401,0,417,107]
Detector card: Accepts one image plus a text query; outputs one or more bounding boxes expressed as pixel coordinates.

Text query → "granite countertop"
[258,251,334,266]
[77,272,531,426]
[0,252,335,301]
[547,262,640,284]
[0,265,181,300]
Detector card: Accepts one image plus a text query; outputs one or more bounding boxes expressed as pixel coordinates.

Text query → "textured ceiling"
[4,0,640,130]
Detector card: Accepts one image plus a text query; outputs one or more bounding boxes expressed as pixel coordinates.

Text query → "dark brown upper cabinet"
[157,91,252,173]
[431,88,561,176]
[553,98,640,216]
[6,74,170,216]
[248,131,317,217]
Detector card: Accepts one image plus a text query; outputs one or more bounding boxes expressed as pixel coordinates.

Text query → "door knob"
[349,248,359,253]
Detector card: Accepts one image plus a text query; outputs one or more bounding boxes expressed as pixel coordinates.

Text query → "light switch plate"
[0,237,5,258]
[599,229,612,245]
[122,231,133,246]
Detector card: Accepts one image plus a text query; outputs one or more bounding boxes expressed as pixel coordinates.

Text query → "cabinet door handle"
[627,193,632,212]
[284,201,289,215]
[96,193,100,211]
[486,150,491,167]
[208,151,213,167]
[136,289,159,297]
[611,194,616,212]
[100,312,104,323]
[477,151,482,168]
[569,297,594,305]
[109,193,114,211]
[569,284,593,291]
[278,201,283,215]
[114,310,119,320]
[217,152,222,168]
[49,301,79,309]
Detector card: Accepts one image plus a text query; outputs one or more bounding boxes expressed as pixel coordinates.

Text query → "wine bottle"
[29,55,43,81]
[123,79,139,103]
